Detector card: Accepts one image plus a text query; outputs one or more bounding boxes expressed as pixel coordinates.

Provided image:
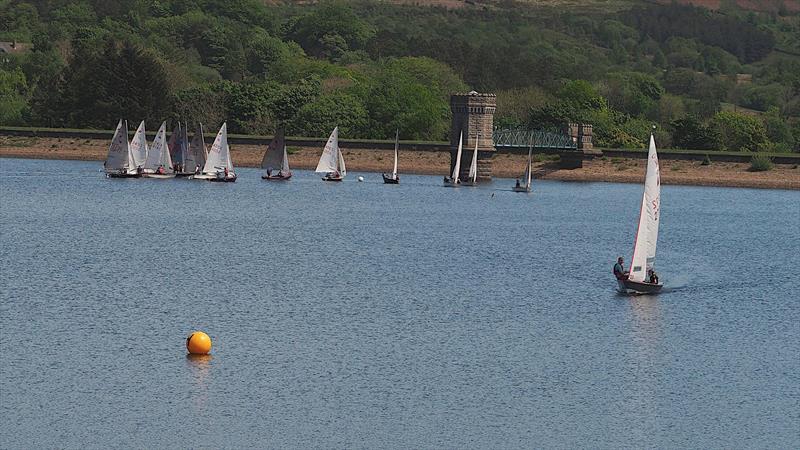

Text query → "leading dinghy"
[192,123,236,182]
[618,131,663,295]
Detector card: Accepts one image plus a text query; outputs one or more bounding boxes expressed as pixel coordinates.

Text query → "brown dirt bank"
[1,136,798,190]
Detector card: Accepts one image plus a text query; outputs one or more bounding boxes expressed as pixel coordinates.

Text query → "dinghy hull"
[262,173,292,181]
[618,279,663,295]
[322,176,343,182]
[382,173,399,184]
[142,173,176,179]
[106,172,140,178]
[512,186,531,192]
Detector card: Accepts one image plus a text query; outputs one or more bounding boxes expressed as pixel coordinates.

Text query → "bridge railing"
[493,128,577,150]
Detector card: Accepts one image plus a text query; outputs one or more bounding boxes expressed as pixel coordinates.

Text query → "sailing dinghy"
[443,131,463,187]
[168,122,193,177]
[382,130,400,184]
[128,120,149,176]
[104,120,138,178]
[618,132,663,295]
[192,123,236,182]
[142,121,175,178]
[261,128,292,180]
[461,132,479,186]
[513,139,533,192]
[181,123,208,177]
[316,127,346,181]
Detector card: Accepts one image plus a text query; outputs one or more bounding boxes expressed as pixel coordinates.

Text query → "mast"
[451,131,463,182]
[525,138,533,188]
[629,133,661,282]
[392,129,399,177]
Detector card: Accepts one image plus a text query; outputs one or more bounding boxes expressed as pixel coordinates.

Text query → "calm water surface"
[1,158,798,448]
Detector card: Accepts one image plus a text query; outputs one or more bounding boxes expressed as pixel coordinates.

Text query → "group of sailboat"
[104,121,235,182]
[443,131,480,187]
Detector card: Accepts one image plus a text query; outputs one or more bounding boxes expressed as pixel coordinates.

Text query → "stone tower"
[450,91,496,181]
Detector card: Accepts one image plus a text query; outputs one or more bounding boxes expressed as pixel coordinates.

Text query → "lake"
[1,158,798,448]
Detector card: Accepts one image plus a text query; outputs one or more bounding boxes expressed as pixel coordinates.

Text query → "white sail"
[202,123,233,174]
[338,145,346,177]
[104,119,130,172]
[316,127,340,173]
[144,122,173,172]
[451,131,463,181]
[468,132,479,182]
[629,134,661,282]
[524,144,533,188]
[392,130,399,177]
[129,120,148,169]
[281,145,291,173]
[186,123,207,173]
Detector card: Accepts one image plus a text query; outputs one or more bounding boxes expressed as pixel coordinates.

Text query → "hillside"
[0,0,797,151]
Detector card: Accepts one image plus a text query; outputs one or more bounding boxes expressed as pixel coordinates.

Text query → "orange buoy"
[186,331,212,354]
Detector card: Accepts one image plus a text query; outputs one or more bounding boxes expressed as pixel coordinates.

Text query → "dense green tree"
[670,117,720,150]
[289,91,368,138]
[711,111,768,152]
[285,3,374,61]
[0,67,29,124]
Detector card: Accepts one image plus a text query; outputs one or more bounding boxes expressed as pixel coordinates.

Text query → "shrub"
[749,154,773,172]
[701,154,711,165]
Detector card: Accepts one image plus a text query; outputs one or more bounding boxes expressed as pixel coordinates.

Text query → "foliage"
[670,117,720,150]
[0,0,796,147]
[748,153,773,172]
[711,111,768,152]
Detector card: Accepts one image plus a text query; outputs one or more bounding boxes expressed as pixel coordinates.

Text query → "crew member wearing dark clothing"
[613,257,628,280]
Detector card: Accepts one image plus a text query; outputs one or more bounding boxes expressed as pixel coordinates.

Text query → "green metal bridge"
[493,128,577,152]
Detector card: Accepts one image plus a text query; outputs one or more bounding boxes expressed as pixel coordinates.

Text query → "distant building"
[0,41,32,54]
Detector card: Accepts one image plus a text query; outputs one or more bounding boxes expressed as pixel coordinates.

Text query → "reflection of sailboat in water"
[618,131,663,295]
[624,295,662,439]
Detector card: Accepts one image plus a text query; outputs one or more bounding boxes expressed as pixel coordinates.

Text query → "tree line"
[0,0,797,151]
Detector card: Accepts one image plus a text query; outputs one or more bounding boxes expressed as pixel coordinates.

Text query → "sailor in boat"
[648,269,659,284]
[613,257,629,280]
[443,175,459,184]
[266,167,273,177]
[515,179,521,188]
[195,164,201,174]
[156,165,165,174]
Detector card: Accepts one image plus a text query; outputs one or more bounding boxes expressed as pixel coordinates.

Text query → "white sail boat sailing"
[129,120,148,175]
[382,130,400,184]
[142,121,175,178]
[192,122,236,182]
[513,138,533,192]
[182,123,208,176]
[261,128,292,180]
[443,131,463,187]
[462,132,480,186]
[104,120,138,178]
[618,132,663,295]
[316,127,346,181]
